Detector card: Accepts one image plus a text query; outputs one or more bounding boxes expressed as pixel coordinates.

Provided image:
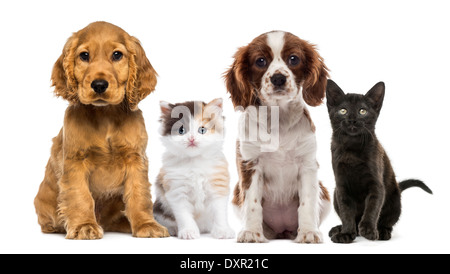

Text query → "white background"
[1,0,449,254]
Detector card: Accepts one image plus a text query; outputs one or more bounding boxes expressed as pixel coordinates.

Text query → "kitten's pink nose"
[188,136,196,147]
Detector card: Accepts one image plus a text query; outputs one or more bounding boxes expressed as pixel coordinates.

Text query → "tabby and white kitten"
[153,98,235,240]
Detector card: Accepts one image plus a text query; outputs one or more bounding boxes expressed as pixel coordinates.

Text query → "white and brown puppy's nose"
[91,79,109,94]
[270,73,287,88]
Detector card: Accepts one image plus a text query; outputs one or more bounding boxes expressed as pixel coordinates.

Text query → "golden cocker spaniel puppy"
[34,21,169,239]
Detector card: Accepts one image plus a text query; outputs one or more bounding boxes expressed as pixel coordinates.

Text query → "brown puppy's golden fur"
[34,21,169,239]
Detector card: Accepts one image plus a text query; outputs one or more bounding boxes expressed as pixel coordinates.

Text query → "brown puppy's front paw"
[133,221,170,238]
[66,223,103,240]
[41,223,65,234]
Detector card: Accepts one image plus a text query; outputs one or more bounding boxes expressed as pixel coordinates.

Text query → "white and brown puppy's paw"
[295,229,323,244]
[237,230,268,243]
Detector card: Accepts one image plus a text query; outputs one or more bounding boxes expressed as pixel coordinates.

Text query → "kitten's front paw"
[211,226,235,239]
[178,227,200,240]
[295,229,323,244]
[378,227,393,241]
[331,232,356,244]
[329,225,342,237]
[237,230,268,243]
[358,222,379,241]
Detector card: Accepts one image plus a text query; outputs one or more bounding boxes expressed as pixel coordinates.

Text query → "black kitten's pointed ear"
[326,79,345,107]
[365,82,385,113]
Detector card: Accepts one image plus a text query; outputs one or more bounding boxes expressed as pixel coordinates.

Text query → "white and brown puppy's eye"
[255,57,267,68]
[339,108,347,115]
[80,52,90,62]
[288,55,300,66]
[359,108,367,115]
[112,51,123,61]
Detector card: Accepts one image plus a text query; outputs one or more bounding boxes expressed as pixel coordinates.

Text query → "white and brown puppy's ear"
[51,34,79,104]
[224,46,259,109]
[126,37,157,111]
[301,41,329,107]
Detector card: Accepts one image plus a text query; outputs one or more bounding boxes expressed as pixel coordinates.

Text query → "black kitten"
[326,80,432,243]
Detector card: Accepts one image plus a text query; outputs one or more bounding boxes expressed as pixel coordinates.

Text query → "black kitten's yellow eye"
[359,109,367,115]
[339,108,347,115]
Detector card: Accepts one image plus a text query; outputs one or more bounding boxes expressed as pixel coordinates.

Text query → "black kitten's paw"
[331,232,356,244]
[329,225,342,237]
[378,227,392,240]
[359,222,379,241]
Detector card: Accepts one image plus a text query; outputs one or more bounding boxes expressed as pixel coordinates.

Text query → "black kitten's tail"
[399,179,433,194]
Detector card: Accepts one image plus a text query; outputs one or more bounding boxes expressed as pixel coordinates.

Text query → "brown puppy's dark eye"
[80,52,89,62]
[255,57,267,68]
[288,55,300,66]
[112,51,123,61]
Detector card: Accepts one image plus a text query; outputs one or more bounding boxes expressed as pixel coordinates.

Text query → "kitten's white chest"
[167,157,215,213]
[186,168,208,212]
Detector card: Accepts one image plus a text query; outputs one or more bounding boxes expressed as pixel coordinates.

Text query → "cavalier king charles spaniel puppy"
[225,31,331,243]
[34,22,169,239]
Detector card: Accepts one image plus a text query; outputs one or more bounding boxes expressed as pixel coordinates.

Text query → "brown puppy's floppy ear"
[126,36,157,111]
[51,35,79,103]
[224,46,259,109]
[301,41,329,107]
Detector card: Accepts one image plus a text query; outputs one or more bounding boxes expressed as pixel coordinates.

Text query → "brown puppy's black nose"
[91,79,109,94]
[270,73,286,87]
